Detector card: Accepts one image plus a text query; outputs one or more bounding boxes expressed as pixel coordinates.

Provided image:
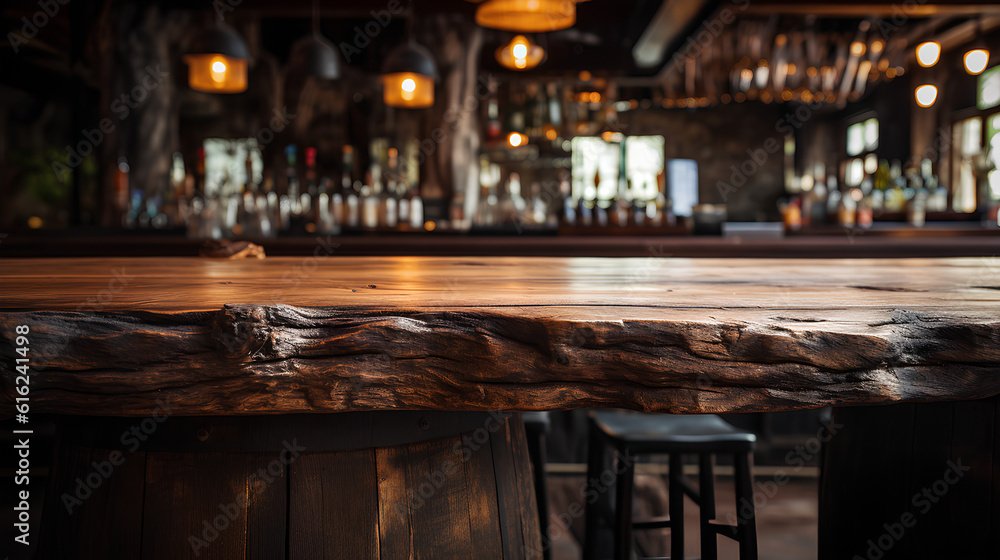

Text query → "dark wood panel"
[947,398,995,557]
[509,416,543,560]
[906,401,954,558]
[463,425,504,560]
[291,450,380,559]
[407,436,475,559]
[91,446,145,559]
[821,397,1000,560]
[141,453,251,560]
[819,403,915,560]
[245,450,288,560]
[288,454,325,559]
[376,445,413,560]
[36,425,96,559]
[491,416,528,559]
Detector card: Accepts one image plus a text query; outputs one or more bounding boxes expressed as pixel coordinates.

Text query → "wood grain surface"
[2,256,999,415]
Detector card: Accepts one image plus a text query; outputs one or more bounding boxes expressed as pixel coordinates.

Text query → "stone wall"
[620,103,788,221]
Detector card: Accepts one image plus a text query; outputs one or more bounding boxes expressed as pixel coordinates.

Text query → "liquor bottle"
[194,147,206,197]
[305,147,318,197]
[487,86,502,141]
[384,148,401,228]
[884,160,905,212]
[362,165,380,230]
[837,186,856,227]
[409,185,424,230]
[560,174,576,225]
[244,150,255,194]
[547,82,562,139]
[300,146,316,225]
[278,146,296,232]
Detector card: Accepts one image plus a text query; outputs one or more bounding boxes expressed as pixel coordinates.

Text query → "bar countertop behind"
[1,227,999,258]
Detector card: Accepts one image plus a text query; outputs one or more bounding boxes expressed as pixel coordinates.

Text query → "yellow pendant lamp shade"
[184,54,248,93]
[496,35,545,70]
[184,22,249,94]
[381,42,438,108]
[476,0,575,33]
[382,72,435,108]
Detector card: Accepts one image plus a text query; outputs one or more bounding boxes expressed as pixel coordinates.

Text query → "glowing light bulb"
[508,132,525,147]
[915,84,938,107]
[401,78,416,93]
[964,48,989,75]
[210,58,228,83]
[512,42,528,59]
[916,41,940,67]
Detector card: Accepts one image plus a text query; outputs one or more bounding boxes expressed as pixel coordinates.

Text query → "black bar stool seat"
[583,410,758,560]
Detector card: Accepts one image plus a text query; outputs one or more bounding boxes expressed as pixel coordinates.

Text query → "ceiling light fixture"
[184,21,249,94]
[964,20,990,75]
[915,84,938,107]
[475,0,575,33]
[381,41,438,108]
[496,35,545,70]
[916,41,941,67]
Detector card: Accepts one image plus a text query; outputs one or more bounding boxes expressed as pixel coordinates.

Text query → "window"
[951,116,982,213]
[845,117,878,187]
[987,113,1000,202]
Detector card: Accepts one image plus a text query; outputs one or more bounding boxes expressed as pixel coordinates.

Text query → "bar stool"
[523,411,552,560]
[582,410,758,560]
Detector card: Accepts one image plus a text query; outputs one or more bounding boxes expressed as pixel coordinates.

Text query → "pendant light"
[184,20,249,94]
[915,41,941,67]
[290,0,341,80]
[381,40,438,108]
[964,20,990,76]
[496,35,545,70]
[915,84,938,107]
[475,0,575,33]
[290,35,341,79]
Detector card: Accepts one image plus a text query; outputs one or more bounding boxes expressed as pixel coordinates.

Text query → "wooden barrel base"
[36,412,542,559]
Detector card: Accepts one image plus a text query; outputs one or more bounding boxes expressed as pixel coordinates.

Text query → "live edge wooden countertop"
[1,256,999,416]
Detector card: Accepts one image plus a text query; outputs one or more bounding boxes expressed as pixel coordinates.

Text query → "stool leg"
[613,447,635,560]
[669,453,685,560]
[733,451,758,560]
[583,425,604,560]
[526,429,551,560]
[698,453,718,560]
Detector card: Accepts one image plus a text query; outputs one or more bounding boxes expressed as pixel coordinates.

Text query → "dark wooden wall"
[820,395,1000,559]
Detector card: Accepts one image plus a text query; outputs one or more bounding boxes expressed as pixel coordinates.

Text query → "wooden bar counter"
[2,256,999,558]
